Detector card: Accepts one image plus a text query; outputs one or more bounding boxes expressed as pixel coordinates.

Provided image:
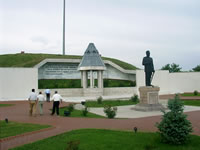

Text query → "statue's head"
[146,50,150,57]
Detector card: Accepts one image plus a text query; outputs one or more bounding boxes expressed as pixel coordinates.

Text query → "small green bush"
[156,95,193,145]
[97,96,103,104]
[104,105,117,119]
[82,106,89,116]
[66,140,80,150]
[193,90,198,96]
[67,104,74,112]
[130,94,139,102]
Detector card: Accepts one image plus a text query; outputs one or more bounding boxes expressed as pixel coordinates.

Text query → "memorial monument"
[134,50,164,111]
[78,43,106,96]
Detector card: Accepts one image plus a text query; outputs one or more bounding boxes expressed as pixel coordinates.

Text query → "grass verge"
[11,129,200,150]
[0,104,14,107]
[0,121,51,139]
[59,107,105,118]
[181,93,200,97]
[85,100,138,108]
[183,100,200,107]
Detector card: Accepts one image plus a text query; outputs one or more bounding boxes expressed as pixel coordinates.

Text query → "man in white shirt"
[28,89,38,116]
[51,91,63,115]
[37,91,45,115]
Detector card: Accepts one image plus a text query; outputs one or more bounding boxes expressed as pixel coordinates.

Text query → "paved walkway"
[0,99,200,150]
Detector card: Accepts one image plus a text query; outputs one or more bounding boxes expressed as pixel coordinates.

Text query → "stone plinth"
[134,86,164,111]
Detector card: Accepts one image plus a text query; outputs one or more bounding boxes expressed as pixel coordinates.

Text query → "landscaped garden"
[85,99,138,108]
[0,121,51,139]
[10,129,200,150]
[183,100,200,107]
[181,91,200,97]
[59,107,105,118]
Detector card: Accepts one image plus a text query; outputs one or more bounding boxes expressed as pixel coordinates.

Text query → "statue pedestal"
[134,86,164,111]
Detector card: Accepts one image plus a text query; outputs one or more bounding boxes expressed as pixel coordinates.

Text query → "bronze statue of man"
[142,50,155,86]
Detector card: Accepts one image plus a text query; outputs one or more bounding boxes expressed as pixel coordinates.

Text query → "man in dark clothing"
[51,91,63,115]
[142,50,155,86]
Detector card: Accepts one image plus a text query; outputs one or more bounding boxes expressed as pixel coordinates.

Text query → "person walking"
[37,91,45,115]
[28,89,38,116]
[45,89,51,102]
[51,91,63,116]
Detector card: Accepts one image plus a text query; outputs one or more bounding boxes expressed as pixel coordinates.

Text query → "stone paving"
[0,97,200,150]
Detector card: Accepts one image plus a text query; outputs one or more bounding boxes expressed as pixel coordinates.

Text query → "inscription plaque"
[38,62,80,79]
[148,92,159,104]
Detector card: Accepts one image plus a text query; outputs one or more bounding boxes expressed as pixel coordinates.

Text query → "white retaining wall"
[0,68,38,100]
[136,70,200,94]
[104,87,137,96]
[1,68,200,100]
[38,87,136,98]
[39,88,83,97]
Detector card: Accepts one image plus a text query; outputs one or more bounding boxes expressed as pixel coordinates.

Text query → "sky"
[0,0,200,70]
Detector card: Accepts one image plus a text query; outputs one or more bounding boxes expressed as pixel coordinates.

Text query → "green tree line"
[161,63,200,72]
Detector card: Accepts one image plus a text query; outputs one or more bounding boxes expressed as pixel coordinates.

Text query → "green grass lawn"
[85,100,138,108]
[0,53,138,70]
[0,121,51,139]
[183,100,200,107]
[59,107,105,118]
[0,104,14,107]
[181,93,200,96]
[11,129,200,150]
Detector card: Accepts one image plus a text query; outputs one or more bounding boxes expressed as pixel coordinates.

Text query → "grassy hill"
[0,53,138,70]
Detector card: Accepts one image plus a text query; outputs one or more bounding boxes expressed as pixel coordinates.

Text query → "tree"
[192,65,200,72]
[161,63,182,73]
[156,95,192,145]
[161,64,170,71]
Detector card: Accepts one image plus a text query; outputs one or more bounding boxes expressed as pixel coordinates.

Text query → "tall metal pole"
[62,0,65,55]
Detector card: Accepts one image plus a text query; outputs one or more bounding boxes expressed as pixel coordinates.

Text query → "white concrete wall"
[0,68,38,100]
[1,68,199,101]
[104,87,137,96]
[103,64,136,81]
[40,88,83,97]
[169,72,200,93]
[136,70,200,94]
[38,87,137,98]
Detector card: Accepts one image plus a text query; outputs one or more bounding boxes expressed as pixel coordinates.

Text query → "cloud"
[30,36,49,45]
[0,0,200,70]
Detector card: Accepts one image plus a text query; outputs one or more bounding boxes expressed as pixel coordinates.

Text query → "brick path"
[0,99,200,150]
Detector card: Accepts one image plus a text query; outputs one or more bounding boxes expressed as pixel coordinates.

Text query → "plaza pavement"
[0,95,200,150]
[75,102,200,119]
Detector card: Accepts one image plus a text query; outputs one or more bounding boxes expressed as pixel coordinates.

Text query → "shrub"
[97,96,103,104]
[82,106,89,116]
[130,94,139,102]
[64,110,71,116]
[66,140,80,150]
[104,105,117,119]
[193,90,198,96]
[156,95,192,145]
[67,104,74,112]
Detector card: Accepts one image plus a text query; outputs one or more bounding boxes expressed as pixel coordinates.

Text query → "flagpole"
[62,0,66,55]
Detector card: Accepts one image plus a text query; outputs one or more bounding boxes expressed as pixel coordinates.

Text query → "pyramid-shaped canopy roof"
[78,43,106,71]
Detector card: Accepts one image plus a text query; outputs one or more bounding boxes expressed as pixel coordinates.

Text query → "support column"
[90,70,94,88]
[97,71,101,88]
[98,71,103,88]
[81,71,83,87]
[83,71,87,89]
[101,71,104,88]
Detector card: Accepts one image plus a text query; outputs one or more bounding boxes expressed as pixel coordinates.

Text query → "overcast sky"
[0,0,200,70]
